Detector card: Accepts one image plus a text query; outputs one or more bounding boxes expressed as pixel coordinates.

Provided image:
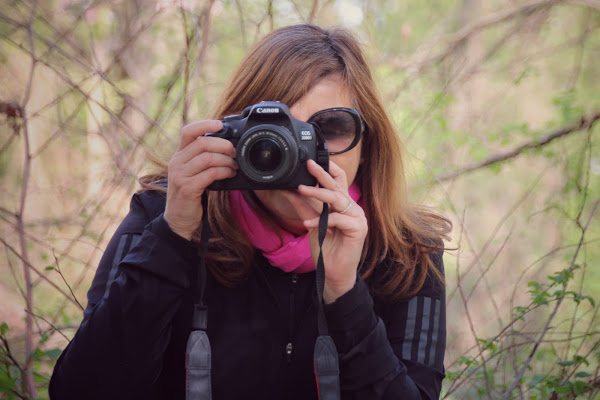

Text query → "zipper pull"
[286,342,293,363]
[292,273,299,284]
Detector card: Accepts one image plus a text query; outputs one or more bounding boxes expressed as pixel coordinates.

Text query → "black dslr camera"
[206,101,329,190]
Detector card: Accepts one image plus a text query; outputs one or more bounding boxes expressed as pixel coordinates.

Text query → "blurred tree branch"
[568,0,600,10]
[389,0,560,74]
[435,111,600,182]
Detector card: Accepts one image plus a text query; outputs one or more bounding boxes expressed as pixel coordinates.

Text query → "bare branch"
[435,111,600,182]
[308,0,319,24]
[389,0,560,74]
[455,209,494,400]
[0,238,84,308]
[51,251,84,311]
[24,310,70,342]
[16,1,40,397]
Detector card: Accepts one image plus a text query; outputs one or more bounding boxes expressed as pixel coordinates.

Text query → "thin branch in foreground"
[51,251,84,311]
[435,111,600,182]
[0,238,83,308]
[24,310,70,342]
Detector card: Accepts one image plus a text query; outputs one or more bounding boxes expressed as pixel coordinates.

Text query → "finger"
[304,213,367,237]
[177,135,236,164]
[176,166,238,196]
[183,152,238,177]
[297,184,351,211]
[306,159,343,190]
[178,120,223,151]
[279,191,321,222]
[327,160,348,184]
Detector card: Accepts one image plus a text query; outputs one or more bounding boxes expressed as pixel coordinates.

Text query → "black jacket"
[49,190,446,399]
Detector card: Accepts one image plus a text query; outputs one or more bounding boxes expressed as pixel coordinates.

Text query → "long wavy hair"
[140,24,451,300]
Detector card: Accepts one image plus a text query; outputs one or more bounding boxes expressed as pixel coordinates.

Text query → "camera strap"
[185,193,340,400]
[311,124,341,400]
[313,203,341,400]
[186,192,212,400]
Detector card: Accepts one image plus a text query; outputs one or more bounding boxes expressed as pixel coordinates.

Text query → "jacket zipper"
[286,273,299,364]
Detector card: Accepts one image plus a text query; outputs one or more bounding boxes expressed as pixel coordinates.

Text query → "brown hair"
[140,24,451,299]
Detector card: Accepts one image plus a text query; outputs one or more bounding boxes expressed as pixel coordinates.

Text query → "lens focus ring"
[237,126,298,184]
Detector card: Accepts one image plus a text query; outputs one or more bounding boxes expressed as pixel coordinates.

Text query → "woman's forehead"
[289,76,352,122]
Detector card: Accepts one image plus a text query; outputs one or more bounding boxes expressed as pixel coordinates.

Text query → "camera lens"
[248,138,283,173]
[236,126,299,186]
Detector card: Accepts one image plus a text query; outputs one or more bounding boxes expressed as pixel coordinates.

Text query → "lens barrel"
[236,125,298,184]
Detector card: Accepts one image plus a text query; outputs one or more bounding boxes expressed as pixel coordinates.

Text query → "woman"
[50,24,451,400]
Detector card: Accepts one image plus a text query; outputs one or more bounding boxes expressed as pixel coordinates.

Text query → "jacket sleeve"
[49,192,200,400]
[324,250,446,400]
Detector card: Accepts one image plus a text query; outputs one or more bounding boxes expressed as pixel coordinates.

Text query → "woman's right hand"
[163,120,237,241]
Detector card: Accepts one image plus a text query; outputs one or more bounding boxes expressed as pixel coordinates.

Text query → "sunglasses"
[307,107,365,155]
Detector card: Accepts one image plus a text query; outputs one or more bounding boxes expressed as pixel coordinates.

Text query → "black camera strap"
[310,122,341,399]
[313,203,341,400]
[186,192,212,400]
[185,193,340,400]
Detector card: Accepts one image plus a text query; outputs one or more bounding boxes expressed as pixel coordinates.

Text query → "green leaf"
[0,370,16,391]
[574,380,592,395]
[45,265,55,271]
[0,322,8,336]
[557,360,575,366]
[514,65,536,85]
[45,348,62,361]
[574,355,589,366]
[488,163,501,174]
[528,374,544,388]
[554,383,572,393]
[533,293,550,306]
[575,371,591,378]
[32,348,46,361]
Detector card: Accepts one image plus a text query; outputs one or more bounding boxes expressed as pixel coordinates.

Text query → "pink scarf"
[229,183,363,273]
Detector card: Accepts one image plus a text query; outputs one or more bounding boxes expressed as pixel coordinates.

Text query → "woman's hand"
[298,160,368,304]
[163,120,237,241]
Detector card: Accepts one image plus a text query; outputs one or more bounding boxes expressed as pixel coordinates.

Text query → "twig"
[0,14,171,142]
[4,246,26,300]
[24,310,70,342]
[565,10,591,91]
[388,0,560,74]
[179,1,192,126]
[0,237,83,308]
[185,0,215,120]
[501,199,600,399]
[307,0,319,23]
[0,334,23,372]
[51,251,84,311]
[455,209,494,400]
[435,111,600,182]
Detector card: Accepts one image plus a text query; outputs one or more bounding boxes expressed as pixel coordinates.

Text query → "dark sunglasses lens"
[310,110,358,153]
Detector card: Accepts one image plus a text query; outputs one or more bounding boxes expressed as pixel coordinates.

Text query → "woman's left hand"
[298,159,368,304]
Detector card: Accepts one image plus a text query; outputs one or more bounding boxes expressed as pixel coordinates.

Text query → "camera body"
[206,101,329,190]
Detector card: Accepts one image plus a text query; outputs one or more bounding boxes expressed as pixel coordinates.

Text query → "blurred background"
[1,0,599,398]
